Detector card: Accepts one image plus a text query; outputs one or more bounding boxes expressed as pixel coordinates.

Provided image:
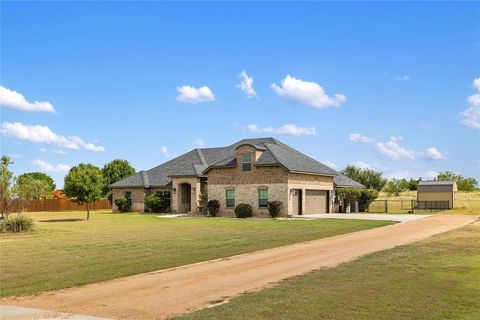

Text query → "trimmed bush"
[144,193,169,213]
[0,214,34,233]
[267,201,283,218]
[234,203,253,218]
[359,189,379,212]
[114,197,131,213]
[207,200,220,217]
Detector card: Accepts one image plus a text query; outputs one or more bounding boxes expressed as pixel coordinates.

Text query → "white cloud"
[423,147,446,160]
[323,161,338,169]
[53,149,67,154]
[355,161,372,169]
[237,71,257,98]
[39,147,47,152]
[349,133,374,143]
[247,123,317,137]
[459,77,480,129]
[271,75,346,109]
[423,170,438,179]
[1,122,105,152]
[395,75,410,81]
[33,159,70,173]
[159,146,169,157]
[176,85,215,104]
[376,138,415,161]
[0,86,55,113]
[193,139,205,148]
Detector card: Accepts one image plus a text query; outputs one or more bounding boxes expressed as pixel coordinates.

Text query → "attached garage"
[304,190,328,214]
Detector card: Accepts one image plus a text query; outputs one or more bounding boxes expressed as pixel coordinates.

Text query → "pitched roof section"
[110,137,359,188]
[333,174,366,188]
[418,180,455,186]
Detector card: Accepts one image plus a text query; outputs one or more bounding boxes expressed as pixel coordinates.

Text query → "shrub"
[235,203,253,218]
[267,201,283,218]
[144,193,169,213]
[337,188,362,212]
[358,189,379,212]
[207,200,220,217]
[0,214,34,233]
[114,197,131,213]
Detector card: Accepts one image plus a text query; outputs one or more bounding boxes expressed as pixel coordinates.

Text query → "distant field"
[176,221,480,320]
[0,211,393,297]
[376,190,480,214]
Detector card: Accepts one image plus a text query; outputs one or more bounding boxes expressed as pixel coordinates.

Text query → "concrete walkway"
[0,306,110,320]
[293,213,431,223]
[2,215,475,320]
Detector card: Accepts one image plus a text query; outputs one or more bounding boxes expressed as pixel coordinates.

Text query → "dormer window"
[242,153,252,172]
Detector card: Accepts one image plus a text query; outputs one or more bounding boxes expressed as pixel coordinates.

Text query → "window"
[156,191,171,207]
[258,189,268,207]
[226,189,235,208]
[242,153,252,172]
[125,191,132,204]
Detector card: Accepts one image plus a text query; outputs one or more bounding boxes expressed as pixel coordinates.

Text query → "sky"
[1,1,479,188]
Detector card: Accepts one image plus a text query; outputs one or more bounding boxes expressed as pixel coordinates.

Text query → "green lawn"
[176,222,480,320]
[0,211,394,297]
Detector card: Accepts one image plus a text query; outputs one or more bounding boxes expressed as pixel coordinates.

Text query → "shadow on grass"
[39,219,84,223]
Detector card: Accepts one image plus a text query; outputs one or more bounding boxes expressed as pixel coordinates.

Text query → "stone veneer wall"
[287,173,334,214]
[171,177,201,213]
[112,187,146,212]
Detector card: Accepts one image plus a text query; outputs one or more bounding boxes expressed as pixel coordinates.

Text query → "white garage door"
[305,190,328,214]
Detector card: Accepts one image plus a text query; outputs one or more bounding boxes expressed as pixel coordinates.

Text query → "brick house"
[110,138,364,217]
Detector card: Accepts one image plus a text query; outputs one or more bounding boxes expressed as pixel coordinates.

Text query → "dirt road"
[2,215,477,320]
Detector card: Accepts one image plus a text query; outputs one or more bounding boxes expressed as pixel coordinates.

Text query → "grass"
[0,210,394,297]
[175,221,480,320]
[374,190,480,215]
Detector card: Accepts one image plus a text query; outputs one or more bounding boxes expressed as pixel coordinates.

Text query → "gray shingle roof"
[333,174,366,188]
[418,180,455,186]
[110,137,362,188]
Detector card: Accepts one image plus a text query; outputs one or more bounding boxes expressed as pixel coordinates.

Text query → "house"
[417,180,457,209]
[110,138,364,217]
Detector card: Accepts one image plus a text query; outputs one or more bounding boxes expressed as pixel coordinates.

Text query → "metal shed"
[417,180,457,209]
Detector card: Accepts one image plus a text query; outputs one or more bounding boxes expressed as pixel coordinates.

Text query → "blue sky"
[1,1,479,188]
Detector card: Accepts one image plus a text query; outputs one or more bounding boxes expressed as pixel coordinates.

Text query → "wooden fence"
[15,199,112,212]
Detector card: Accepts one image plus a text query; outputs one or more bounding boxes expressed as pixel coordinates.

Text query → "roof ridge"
[195,148,208,167]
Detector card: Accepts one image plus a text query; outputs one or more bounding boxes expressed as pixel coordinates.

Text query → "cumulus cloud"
[459,77,480,129]
[53,149,67,154]
[247,123,317,137]
[349,133,374,143]
[395,75,410,81]
[0,86,55,113]
[1,122,105,152]
[176,85,215,104]
[159,146,169,157]
[271,75,346,109]
[193,139,205,148]
[33,159,70,173]
[423,147,446,160]
[355,161,372,169]
[237,71,257,98]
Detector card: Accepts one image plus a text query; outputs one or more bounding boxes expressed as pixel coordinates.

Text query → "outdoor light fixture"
[172,188,176,194]
[191,187,195,193]
[290,189,296,196]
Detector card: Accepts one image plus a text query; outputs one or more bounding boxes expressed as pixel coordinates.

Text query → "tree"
[16,172,55,195]
[16,176,50,202]
[0,156,20,219]
[436,171,478,192]
[341,165,387,191]
[102,159,135,197]
[383,179,406,196]
[358,189,379,212]
[63,164,105,220]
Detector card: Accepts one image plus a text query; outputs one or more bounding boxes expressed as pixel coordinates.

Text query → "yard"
[0,211,394,297]
[176,221,480,320]
[370,190,480,214]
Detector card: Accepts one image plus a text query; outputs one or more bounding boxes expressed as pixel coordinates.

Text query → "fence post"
[385,200,388,213]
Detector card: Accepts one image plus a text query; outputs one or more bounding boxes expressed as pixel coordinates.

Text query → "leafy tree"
[358,189,379,212]
[63,164,105,220]
[436,171,478,192]
[341,165,387,191]
[0,156,20,219]
[102,160,136,197]
[16,172,55,195]
[16,176,50,202]
[337,188,361,212]
[383,179,406,196]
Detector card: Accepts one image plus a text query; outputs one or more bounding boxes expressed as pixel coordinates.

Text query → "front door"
[292,189,302,215]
